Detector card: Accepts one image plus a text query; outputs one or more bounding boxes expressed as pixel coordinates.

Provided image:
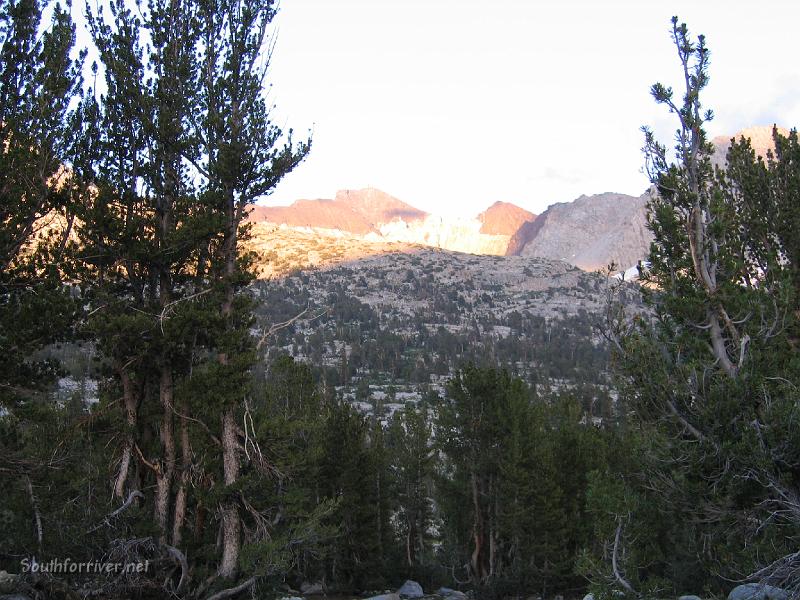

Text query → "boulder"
[436,588,468,599]
[397,580,424,598]
[679,596,703,600]
[728,584,790,600]
[300,582,325,595]
[364,595,400,600]
[582,595,594,600]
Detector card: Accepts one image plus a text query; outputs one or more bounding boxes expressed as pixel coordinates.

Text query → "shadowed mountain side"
[518,192,653,271]
[507,216,546,257]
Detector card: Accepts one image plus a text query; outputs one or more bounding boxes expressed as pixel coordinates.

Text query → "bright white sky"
[259,0,800,217]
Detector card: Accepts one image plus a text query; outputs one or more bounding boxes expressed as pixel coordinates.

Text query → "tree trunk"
[114,368,138,498]
[155,367,175,540]
[470,472,487,582]
[218,407,240,578]
[217,189,242,578]
[172,397,191,546]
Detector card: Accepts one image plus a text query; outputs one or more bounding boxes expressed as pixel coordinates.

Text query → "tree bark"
[470,472,487,582]
[155,367,176,541]
[114,368,138,498]
[172,397,191,547]
[218,407,241,578]
[217,189,242,578]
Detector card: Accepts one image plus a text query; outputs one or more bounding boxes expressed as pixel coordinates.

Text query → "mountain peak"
[477,201,536,236]
[333,188,428,225]
[712,125,791,166]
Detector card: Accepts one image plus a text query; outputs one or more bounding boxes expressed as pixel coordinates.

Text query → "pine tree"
[613,15,800,591]
[316,400,387,591]
[0,0,89,574]
[388,403,436,572]
[1,0,84,408]
[69,0,310,591]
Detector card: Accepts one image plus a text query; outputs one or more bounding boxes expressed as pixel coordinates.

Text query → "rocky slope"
[518,191,652,272]
[374,214,511,255]
[248,188,534,257]
[252,246,646,422]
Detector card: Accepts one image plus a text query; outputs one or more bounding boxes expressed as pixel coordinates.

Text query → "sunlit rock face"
[248,188,534,257]
[247,186,652,269]
[517,192,653,272]
[711,125,791,168]
[249,187,427,235]
[247,125,791,275]
[477,201,537,236]
[376,214,511,255]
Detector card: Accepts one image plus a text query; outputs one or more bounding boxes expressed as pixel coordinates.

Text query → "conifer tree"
[1,0,84,407]
[388,404,436,571]
[72,0,309,591]
[612,16,800,591]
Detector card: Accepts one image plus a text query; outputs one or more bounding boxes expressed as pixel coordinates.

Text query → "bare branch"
[88,490,145,533]
[612,516,639,597]
[26,475,43,550]
[204,576,257,600]
[163,543,189,593]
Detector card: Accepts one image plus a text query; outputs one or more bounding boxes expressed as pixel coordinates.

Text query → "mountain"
[712,125,790,167]
[250,125,791,275]
[511,126,792,272]
[477,201,537,236]
[249,187,427,234]
[249,188,536,256]
[518,192,652,271]
[249,199,376,233]
[334,187,428,226]
[249,187,648,270]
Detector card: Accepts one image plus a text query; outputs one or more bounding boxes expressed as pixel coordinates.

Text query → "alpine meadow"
[1,2,800,600]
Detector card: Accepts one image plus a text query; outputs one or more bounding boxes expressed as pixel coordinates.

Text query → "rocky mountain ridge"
[518,191,652,271]
[247,125,787,274]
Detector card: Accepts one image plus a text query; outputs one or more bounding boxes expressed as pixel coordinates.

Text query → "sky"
[256,0,800,217]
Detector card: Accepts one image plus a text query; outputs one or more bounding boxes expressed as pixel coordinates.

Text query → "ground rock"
[364,594,400,600]
[679,595,703,600]
[301,582,325,595]
[397,580,424,598]
[436,587,467,599]
[728,584,789,600]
